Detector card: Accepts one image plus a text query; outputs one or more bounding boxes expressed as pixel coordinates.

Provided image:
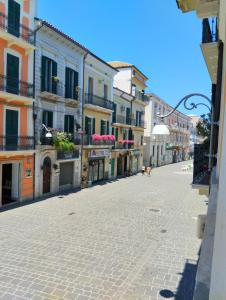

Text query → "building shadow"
[160,259,198,299]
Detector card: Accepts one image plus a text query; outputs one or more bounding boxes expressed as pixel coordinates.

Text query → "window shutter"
[107,121,109,134]
[8,0,20,37]
[41,56,47,92]
[113,103,117,123]
[52,60,57,94]
[112,127,115,135]
[85,116,89,134]
[64,115,68,132]
[100,120,105,135]
[65,67,70,98]
[115,128,118,141]
[92,118,95,134]
[6,54,19,94]
[74,71,79,100]
[47,111,53,128]
[69,116,74,134]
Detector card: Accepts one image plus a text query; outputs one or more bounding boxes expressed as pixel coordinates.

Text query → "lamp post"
[42,124,52,138]
[152,93,214,171]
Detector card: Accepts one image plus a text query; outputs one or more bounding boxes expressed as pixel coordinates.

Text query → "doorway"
[88,159,104,183]
[43,157,51,194]
[1,163,19,205]
[124,156,127,174]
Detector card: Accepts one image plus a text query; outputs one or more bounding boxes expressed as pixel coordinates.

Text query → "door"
[8,0,20,37]
[59,162,73,187]
[117,157,123,176]
[124,156,127,174]
[43,157,51,194]
[2,164,12,205]
[5,109,18,150]
[98,160,104,181]
[7,53,19,94]
[111,159,115,177]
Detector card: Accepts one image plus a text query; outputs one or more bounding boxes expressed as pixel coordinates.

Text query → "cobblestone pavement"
[0,161,207,300]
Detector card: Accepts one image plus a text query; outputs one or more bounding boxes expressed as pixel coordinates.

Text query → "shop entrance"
[117,156,123,176]
[88,159,104,183]
[1,163,20,205]
[59,162,74,189]
[43,157,51,194]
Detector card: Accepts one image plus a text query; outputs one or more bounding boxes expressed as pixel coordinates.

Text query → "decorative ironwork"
[0,12,34,44]
[0,135,34,151]
[0,74,34,98]
[84,93,114,110]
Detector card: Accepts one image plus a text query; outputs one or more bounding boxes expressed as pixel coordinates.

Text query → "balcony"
[135,91,149,103]
[65,87,80,107]
[112,115,132,126]
[0,12,35,52]
[57,149,79,160]
[193,144,210,193]
[0,74,34,103]
[40,80,63,102]
[83,135,115,147]
[84,93,114,112]
[113,141,134,150]
[201,18,218,84]
[40,133,82,147]
[0,135,34,152]
[177,0,219,17]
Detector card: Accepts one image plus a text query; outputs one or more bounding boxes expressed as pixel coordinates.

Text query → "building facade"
[81,54,117,188]
[34,20,86,198]
[109,61,148,173]
[177,0,226,299]
[0,0,36,207]
[144,93,191,167]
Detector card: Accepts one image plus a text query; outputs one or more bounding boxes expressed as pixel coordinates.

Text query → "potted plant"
[53,131,75,151]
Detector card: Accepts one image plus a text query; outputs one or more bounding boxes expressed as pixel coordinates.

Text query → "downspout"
[80,52,88,188]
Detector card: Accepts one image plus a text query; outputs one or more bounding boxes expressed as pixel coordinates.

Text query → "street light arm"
[158,93,211,119]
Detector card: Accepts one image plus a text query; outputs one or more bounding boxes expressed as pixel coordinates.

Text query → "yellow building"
[81,54,117,187]
[109,62,149,173]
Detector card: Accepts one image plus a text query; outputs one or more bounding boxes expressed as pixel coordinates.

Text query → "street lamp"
[42,124,52,138]
[152,93,213,170]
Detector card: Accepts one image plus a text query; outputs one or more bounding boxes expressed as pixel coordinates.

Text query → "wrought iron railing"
[202,18,218,43]
[113,141,134,150]
[41,78,64,97]
[83,135,115,146]
[113,115,132,125]
[0,135,34,151]
[0,74,34,98]
[0,12,34,44]
[193,144,210,186]
[57,149,79,160]
[84,93,114,110]
[135,90,149,102]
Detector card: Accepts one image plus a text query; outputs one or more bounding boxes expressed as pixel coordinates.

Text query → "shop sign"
[89,149,110,158]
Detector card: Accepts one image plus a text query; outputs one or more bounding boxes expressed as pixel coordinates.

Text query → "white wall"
[113,68,132,94]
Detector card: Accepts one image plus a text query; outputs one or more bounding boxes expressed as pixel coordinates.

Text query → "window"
[100,120,109,135]
[64,115,74,134]
[126,107,131,124]
[136,111,142,127]
[104,84,108,99]
[65,67,79,100]
[88,77,94,95]
[42,110,53,128]
[5,109,19,149]
[112,103,117,123]
[6,53,19,95]
[41,56,57,94]
[161,145,163,155]
[153,145,155,156]
[8,0,20,37]
[85,116,95,135]
[132,84,136,96]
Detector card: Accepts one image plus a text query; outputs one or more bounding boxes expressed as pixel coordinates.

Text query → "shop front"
[110,150,132,178]
[130,149,142,174]
[81,148,111,188]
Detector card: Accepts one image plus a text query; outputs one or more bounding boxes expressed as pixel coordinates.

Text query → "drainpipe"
[80,52,88,188]
[32,20,44,200]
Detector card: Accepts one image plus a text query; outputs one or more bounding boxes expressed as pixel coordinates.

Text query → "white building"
[34,20,86,198]
[144,93,192,167]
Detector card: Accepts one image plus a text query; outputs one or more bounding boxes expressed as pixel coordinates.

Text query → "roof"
[108,61,148,80]
[35,18,118,72]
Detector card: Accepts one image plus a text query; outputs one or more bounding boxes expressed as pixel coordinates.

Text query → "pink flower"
[101,135,108,141]
[92,134,102,141]
[109,135,116,141]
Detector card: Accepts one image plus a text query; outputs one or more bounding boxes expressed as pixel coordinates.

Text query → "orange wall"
[23,0,30,14]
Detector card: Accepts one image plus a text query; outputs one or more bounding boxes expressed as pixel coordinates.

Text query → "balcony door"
[41,56,57,94]
[5,109,18,150]
[64,115,74,135]
[6,53,19,95]
[65,68,78,100]
[126,107,131,125]
[8,0,20,37]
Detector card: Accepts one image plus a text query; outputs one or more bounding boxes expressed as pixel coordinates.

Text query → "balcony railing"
[57,149,79,160]
[84,93,114,110]
[202,18,218,43]
[0,74,34,98]
[83,135,115,146]
[193,144,210,186]
[0,12,34,44]
[41,79,64,97]
[0,135,34,151]
[113,141,134,150]
[135,91,149,103]
[113,115,132,125]
[40,132,82,146]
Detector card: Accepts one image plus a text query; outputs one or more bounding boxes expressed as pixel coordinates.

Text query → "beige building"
[177,0,226,299]
[144,93,192,167]
[109,61,149,173]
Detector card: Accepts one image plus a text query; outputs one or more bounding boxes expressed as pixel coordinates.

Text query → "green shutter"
[69,116,74,134]
[41,56,47,92]
[100,120,105,135]
[52,60,57,94]
[64,115,68,132]
[8,0,20,37]
[65,68,70,98]
[107,121,109,134]
[74,71,79,100]
[85,116,89,134]
[6,53,19,94]
[92,118,95,134]
[112,127,115,135]
[115,128,118,141]
[47,111,53,128]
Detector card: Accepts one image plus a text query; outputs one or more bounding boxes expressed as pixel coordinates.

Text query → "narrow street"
[0,161,207,300]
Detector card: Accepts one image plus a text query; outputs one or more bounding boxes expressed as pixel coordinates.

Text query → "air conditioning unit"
[197,214,206,239]
[121,105,125,112]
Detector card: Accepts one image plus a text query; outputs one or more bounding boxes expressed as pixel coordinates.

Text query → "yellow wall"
[84,107,111,134]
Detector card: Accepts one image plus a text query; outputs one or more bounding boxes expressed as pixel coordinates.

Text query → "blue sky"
[38,0,211,115]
